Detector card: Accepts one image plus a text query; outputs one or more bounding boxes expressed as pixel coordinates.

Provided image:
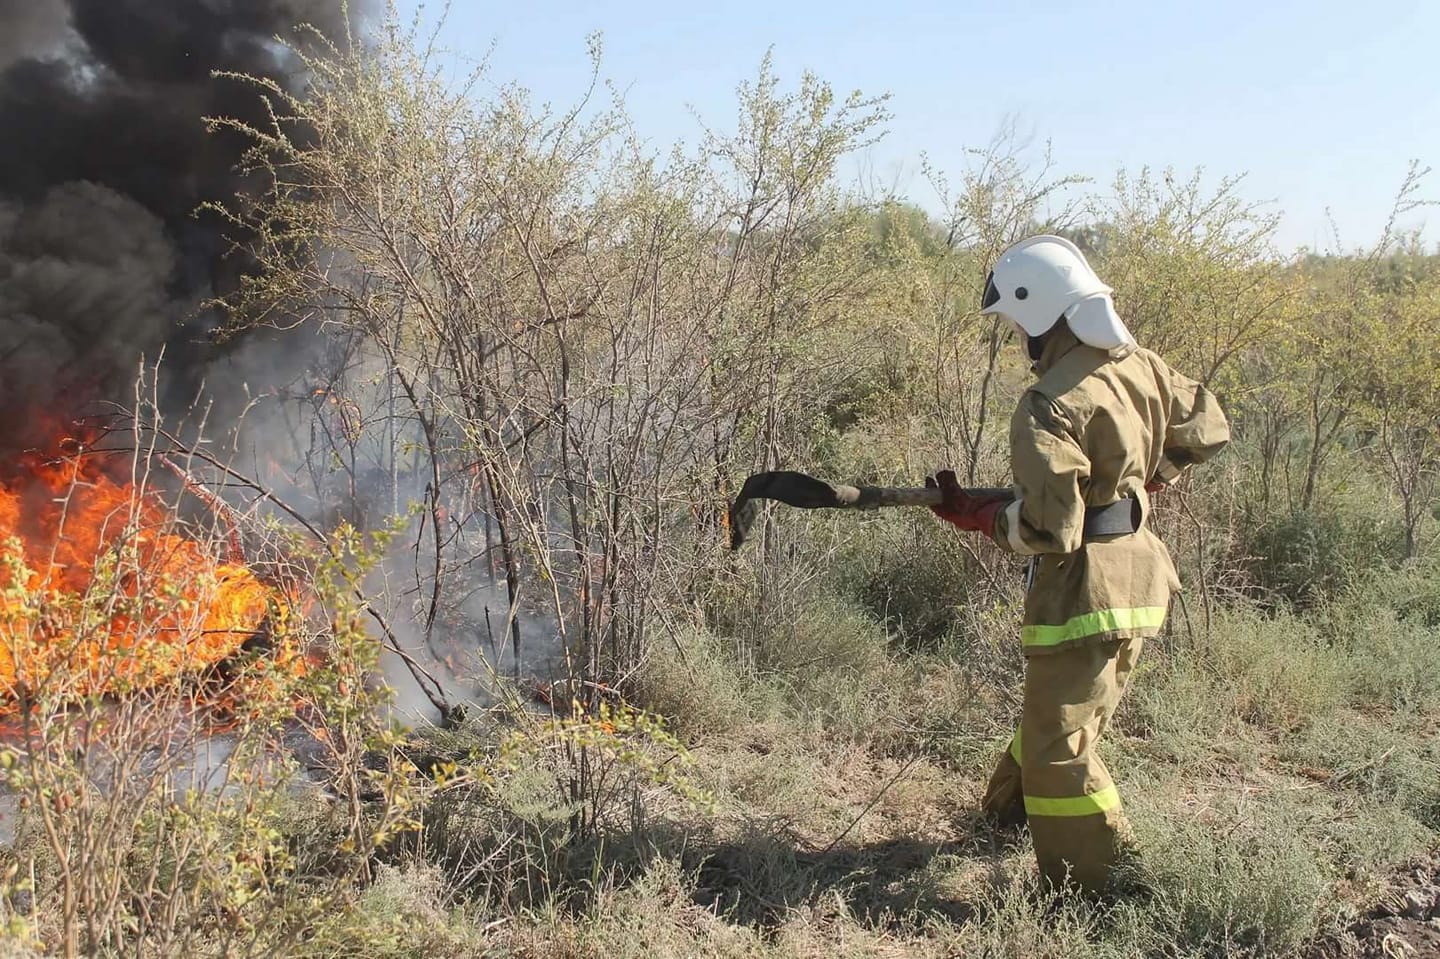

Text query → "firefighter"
[927,235,1230,894]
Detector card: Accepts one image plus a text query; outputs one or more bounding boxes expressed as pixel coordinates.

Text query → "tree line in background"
[219,26,1440,706]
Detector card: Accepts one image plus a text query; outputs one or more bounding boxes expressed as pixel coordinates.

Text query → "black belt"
[1083,496,1142,540]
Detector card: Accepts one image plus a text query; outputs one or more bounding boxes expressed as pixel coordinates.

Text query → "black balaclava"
[1026,315,1071,364]
[1027,328,1048,363]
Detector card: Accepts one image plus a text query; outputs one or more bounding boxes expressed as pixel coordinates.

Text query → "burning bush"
[0,439,272,702]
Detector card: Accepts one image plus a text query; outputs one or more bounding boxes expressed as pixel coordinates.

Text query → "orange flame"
[0,444,272,701]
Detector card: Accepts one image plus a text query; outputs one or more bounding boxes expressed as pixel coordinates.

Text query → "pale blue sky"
[397,0,1437,253]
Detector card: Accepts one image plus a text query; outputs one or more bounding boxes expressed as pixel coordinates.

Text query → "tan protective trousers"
[981,637,1143,894]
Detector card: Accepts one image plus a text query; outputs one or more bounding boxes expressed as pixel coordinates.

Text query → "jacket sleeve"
[1153,365,1231,485]
[992,390,1089,555]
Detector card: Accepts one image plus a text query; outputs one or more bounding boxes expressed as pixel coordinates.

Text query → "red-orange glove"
[1145,479,1166,495]
[926,469,1007,535]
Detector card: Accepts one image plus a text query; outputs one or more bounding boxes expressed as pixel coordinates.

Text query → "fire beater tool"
[727,470,1010,550]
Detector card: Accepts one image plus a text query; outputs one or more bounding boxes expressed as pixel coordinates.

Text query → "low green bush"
[832,510,1020,654]
[303,864,483,959]
[752,594,909,743]
[1282,713,1440,833]
[1370,559,1440,628]
[1123,791,1330,957]
[1241,507,1404,610]
[1200,605,1351,731]
[633,626,778,739]
[1122,648,1250,764]
[1322,604,1440,713]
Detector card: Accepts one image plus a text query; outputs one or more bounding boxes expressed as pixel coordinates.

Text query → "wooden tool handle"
[831,485,1013,509]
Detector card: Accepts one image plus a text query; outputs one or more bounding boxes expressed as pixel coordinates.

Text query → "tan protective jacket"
[992,328,1230,654]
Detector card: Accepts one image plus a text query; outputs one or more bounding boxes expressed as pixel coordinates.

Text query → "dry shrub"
[0,436,426,957]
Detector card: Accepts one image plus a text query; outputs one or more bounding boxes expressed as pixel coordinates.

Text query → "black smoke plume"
[0,0,369,449]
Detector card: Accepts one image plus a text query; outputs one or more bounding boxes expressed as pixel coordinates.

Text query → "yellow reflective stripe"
[1021,606,1167,648]
[1009,729,1022,764]
[1024,785,1121,817]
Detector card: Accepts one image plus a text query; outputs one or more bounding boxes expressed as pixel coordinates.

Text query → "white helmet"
[980,235,1135,352]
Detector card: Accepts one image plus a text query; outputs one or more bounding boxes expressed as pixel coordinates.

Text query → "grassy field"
[192,514,1437,959]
